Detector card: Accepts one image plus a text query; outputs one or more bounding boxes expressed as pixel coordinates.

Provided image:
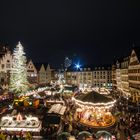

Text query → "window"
[88,72,91,75]
[1,78,4,83]
[88,68,91,71]
[6,63,10,68]
[2,64,4,69]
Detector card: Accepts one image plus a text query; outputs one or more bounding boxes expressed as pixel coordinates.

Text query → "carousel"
[73,91,116,128]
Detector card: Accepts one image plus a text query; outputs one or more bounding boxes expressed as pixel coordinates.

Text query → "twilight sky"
[0,0,140,67]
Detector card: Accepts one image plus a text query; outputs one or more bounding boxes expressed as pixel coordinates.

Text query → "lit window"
[6,64,10,68]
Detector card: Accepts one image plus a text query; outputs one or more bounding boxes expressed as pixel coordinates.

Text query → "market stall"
[0,113,42,132]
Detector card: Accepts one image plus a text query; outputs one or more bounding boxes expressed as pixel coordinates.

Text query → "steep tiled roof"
[34,62,48,71]
[76,91,113,103]
[133,47,140,62]
[0,44,10,58]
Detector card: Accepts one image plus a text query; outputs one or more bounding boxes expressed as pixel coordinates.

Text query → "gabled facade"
[128,48,140,102]
[46,64,51,84]
[26,60,38,84]
[0,51,13,86]
[38,64,47,84]
[120,57,130,97]
[116,61,122,91]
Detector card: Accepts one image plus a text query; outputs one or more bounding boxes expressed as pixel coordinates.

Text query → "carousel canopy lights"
[72,91,116,109]
[72,97,116,109]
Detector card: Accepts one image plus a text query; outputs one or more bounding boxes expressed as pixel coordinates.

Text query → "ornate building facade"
[0,45,13,89]
[0,47,53,88]
[92,66,112,88]
[120,57,130,97]
[128,48,140,102]
[112,64,117,89]
[112,47,140,102]
[65,65,112,88]
[116,61,122,91]
[26,60,38,84]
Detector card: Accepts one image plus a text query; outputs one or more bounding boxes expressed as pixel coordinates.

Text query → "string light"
[10,42,29,93]
[72,97,116,109]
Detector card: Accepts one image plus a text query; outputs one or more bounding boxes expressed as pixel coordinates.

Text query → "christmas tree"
[10,42,29,93]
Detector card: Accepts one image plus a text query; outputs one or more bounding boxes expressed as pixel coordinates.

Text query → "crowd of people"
[0,131,32,140]
[0,88,140,140]
[111,91,140,139]
[57,91,140,140]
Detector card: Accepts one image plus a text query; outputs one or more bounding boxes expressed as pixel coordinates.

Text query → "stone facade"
[92,66,112,88]
[120,57,130,96]
[38,64,47,84]
[27,60,38,84]
[112,64,117,89]
[0,47,13,89]
[66,65,112,88]
[46,64,52,84]
[128,48,140,102]
[112,47,140,102]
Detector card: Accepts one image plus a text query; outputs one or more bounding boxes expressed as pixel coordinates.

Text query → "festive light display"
[64,57,72,70]
[10,42,29,93]
[73,92,116,127]
[72,97,116,109]
[0,113,41,132]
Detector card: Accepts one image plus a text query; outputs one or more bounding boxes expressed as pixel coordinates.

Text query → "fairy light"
[10,42,29,93]
[72,97,116,109]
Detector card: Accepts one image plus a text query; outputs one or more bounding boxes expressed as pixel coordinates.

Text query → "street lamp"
[74,63,81,86]
[75,64,81,70]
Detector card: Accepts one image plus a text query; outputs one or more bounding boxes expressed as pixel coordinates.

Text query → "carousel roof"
[76,91,113,103]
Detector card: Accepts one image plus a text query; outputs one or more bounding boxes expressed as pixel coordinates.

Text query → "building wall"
[116,61,122,91]
[46,64,51,84]
[26,60,38,84]
[38,64,47,84]
[120,57,130,97]
[112,65,117,89]
[0,47,55,87]
[113,49,140,102]
[92,67,112,88]
[66,71,77,85]
[0,51,13,85]
[66,66,112,88]
[128,49,140,102]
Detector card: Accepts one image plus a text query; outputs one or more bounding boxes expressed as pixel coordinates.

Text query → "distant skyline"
[0,0,140,67]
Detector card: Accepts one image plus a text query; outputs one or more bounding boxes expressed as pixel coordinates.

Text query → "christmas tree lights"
[10,42,29,93]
